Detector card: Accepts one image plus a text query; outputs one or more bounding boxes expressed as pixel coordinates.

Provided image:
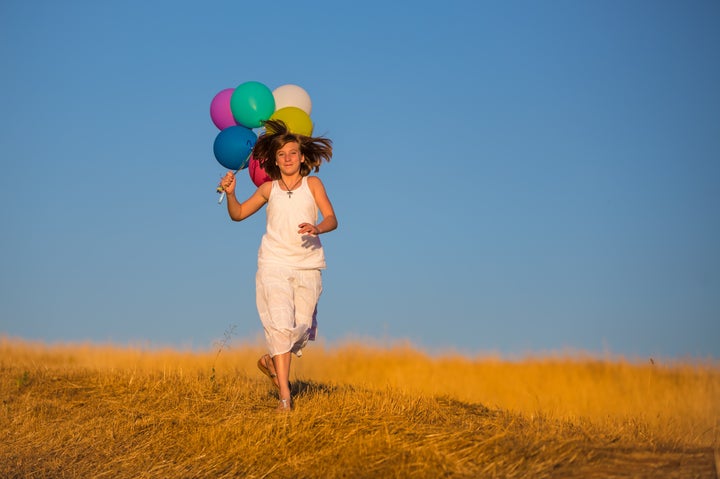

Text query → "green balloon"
[230,81,275,128]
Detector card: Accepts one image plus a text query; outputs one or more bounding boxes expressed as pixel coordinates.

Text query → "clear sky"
[1,1,718,360]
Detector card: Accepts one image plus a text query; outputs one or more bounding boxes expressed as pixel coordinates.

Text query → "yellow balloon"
[269,106,314,136]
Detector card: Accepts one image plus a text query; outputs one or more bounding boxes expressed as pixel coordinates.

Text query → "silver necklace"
[279,176,302,198]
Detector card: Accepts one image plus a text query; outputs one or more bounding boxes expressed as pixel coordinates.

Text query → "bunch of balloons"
[210,81,314,188]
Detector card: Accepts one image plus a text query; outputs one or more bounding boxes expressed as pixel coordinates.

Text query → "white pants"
[256,266,322,357]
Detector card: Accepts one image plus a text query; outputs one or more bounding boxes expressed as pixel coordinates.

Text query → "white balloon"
[272,84,312,115]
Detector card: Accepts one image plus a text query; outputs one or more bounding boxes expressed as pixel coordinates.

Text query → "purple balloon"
[210,88,238,130]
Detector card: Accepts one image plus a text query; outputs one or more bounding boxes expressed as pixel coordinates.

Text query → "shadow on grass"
[291,379,344,397]
[261,379,347,401]
[289,381,495,418]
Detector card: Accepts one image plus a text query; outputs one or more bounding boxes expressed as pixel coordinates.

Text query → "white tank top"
[258,176,326,269]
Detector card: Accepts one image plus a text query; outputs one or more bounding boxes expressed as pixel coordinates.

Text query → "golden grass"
[1,336,718,478]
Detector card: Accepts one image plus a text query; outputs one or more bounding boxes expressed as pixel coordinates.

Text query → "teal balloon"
[230,81,275,128]
[213,126,257,170]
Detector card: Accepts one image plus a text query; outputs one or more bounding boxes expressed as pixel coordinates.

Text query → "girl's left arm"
[299,176,337,235]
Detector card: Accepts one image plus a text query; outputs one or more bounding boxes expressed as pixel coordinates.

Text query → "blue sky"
[1,1,718,359]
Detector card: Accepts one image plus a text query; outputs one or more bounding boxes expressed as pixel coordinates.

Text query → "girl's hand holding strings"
[220,171,236,195]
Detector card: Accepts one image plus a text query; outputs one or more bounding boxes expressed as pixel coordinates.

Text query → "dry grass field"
[1,336,719,478]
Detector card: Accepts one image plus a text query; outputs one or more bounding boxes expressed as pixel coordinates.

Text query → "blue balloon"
[213,125,257,170]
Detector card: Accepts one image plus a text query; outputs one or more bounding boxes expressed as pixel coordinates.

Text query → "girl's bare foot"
[257,354,280,389]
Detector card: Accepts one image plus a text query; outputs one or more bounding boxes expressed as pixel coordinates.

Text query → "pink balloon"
[210,88,238,130]
[248,155,272,187]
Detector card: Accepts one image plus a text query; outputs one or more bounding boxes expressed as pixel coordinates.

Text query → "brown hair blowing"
[254,119,333,180]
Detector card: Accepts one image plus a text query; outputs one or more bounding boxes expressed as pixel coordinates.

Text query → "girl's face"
[275,141,304,175]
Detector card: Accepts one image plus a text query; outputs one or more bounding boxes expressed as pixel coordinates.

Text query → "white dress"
[255,177,325,356]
